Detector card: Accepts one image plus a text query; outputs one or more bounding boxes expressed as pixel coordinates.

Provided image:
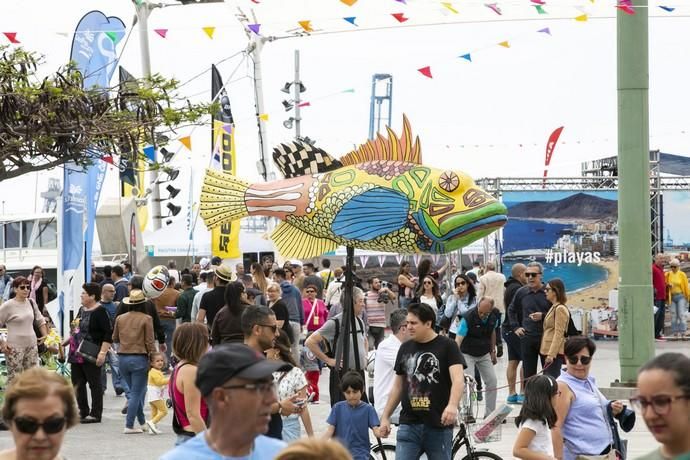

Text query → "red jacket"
[652,263,666,301]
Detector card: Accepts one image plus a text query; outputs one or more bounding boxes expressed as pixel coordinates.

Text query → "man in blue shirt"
[160,344,291,460]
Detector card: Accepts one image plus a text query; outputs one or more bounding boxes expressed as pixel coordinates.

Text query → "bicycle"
[369,376,503,460]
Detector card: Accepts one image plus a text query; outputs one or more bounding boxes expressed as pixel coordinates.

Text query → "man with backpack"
[305,286,369,407]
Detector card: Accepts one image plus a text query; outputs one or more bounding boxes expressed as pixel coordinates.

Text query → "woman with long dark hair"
[27,266,49,315]
[209,282,250,345]
[413,276,444,317]
[267,329,314,441]
[440,274,477,335]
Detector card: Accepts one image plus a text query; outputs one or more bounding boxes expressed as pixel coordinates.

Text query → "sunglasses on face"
[13,416,66,435]
[525,272,541,278]
[259,324,278,333]
[629,394,689,416]
[17,285,31,291]
[566,355,592,365]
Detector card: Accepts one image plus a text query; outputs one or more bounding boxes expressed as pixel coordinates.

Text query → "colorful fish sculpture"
[200,116,507,258]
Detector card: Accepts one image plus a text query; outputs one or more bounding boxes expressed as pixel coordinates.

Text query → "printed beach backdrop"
[502,191,619,307]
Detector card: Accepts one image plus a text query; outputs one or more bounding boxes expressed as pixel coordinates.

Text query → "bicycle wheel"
[369,442,397,460]
[460,451,503,460]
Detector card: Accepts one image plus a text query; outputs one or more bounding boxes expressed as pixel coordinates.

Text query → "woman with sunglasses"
[441,274,477,337]
[413,276,444,319]
[633,353,690,459]
[302,284,327,334]
[539,278,569,378]
[0,367,78,460]
[0,276,48,382]
[553,336,625,460]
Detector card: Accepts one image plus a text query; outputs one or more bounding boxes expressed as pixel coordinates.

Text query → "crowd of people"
[0,256,688,459]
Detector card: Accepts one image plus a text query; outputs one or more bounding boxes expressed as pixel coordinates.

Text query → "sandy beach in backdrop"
[567,258,619,309]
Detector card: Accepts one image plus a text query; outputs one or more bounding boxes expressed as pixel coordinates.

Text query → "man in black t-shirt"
[379,303,466,460]
[196,264,232,327]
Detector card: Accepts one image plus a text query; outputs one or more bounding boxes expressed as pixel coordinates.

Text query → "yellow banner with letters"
[210,120,240,258]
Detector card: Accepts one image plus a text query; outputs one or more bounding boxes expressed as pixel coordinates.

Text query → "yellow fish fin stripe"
[340,114,422,166]
[200,169,250,229]
[271,221,338,259]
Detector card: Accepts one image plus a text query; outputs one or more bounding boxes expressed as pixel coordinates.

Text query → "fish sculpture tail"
[200,169,250,229]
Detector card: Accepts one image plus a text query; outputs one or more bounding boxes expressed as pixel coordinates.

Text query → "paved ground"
[0,341,687,459]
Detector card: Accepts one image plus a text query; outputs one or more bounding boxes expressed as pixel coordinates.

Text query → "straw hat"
[123,289,146,305]
[215,264,234,282]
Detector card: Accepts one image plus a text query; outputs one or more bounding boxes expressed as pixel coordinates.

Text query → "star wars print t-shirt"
[394,335,466,428]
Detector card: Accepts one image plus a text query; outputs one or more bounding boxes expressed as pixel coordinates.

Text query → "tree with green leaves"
[0,45,214,182]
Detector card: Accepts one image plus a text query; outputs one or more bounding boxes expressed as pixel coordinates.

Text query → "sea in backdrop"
[502,217,572,254]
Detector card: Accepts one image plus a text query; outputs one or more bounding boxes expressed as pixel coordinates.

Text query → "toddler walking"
[146,352,169,434]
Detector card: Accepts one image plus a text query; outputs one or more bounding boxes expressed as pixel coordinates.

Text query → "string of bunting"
[0,3,683,46]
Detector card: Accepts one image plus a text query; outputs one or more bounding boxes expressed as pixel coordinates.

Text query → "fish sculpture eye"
[439,171,459,192]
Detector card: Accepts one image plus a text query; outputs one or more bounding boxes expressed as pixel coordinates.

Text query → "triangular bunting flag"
[248,24,261,35]
[213,153,221,163]
[392,13,408,23]
[203,27,215,39]
[441,2,459,14]
[616,0,635,15]
[104,31,117,43]
[359,256,369,268]
[134,0,144,5]
[431,254,441,265]
[298,102,311,107]
[396,0,407,3]
[498,41,510,48]
[298,21,313,32]
[179,136,192,150]
[412,254,421,268]
[259,114,269,122]
[485,3,502,15]
[531,0,545,4]
[538,27,551,35]
[459,53,472,62]
[534,5,547,14]
[395,254,403,265]
[154,29,168,38]
[341,0,357,5]
[377,255,387,268]
[102,155,114,165]
[3,32,19,44]
[342,88,355,93]
[418,66,433,78]
[143,145,156,162]
[575,14,588,21]
[222,125,232,134]
[343,17,357,26]
[659,6,675,12]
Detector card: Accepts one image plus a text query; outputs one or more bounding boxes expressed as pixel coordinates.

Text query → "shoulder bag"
[75,307,101,364]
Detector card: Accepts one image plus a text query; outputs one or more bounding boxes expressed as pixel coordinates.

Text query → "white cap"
[199,257,211,269]
[290,260,303,267]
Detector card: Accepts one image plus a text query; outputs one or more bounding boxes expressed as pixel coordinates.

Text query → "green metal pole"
[617,0,654,383]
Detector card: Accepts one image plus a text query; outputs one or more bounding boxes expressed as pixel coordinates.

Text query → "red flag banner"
[543,126,564,187]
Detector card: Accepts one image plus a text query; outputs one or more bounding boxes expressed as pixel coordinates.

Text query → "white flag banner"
[395,254,404,265]
[413,254,422,267]
[359,255,369,268]
[377,255,387,267]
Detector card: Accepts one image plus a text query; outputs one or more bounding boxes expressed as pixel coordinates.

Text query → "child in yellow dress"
[146,352,169,434]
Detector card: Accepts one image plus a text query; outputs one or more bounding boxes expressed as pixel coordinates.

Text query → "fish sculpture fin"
[340,114,422,166]
[272,141,342,179]
[271,221,338,259]
[199,169,250,229]
[331,187,410,241]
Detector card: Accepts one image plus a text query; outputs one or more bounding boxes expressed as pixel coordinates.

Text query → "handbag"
[575,452,617,460]
[76,339,100,364]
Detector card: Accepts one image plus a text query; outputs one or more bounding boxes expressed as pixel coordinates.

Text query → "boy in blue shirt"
[325,371,381,460]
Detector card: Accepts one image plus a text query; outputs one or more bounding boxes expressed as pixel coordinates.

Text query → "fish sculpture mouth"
[414,201,508,253]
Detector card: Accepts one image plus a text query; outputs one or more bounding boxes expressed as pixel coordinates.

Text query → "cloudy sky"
[2,0,690,219]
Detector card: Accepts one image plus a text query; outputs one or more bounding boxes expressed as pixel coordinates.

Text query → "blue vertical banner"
[58,11,125,334]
